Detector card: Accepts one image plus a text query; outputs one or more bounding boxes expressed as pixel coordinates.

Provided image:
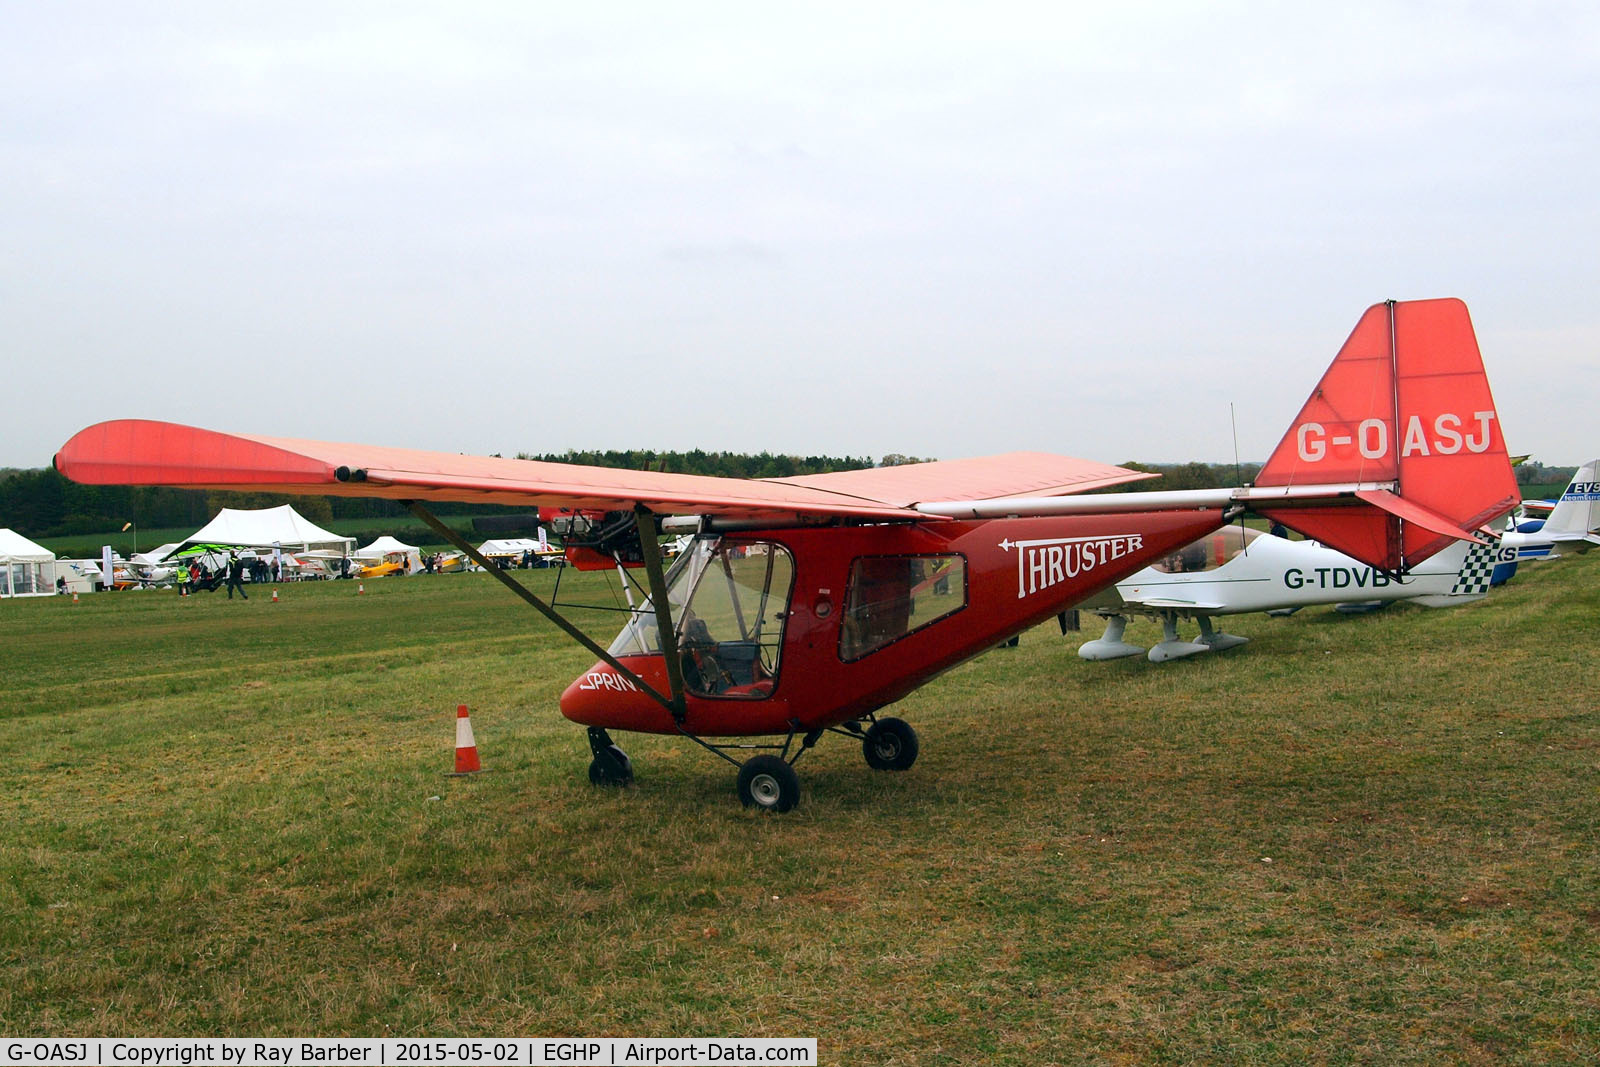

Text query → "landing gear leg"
[1195,614,1248,652]
[1147,611,1209,663]
[586,726,634,786]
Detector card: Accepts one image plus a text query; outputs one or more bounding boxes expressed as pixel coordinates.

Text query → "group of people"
[514,548,555,569]
[174,551,284,599]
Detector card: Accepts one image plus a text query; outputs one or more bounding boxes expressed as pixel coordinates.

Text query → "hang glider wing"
[55,421,1154,524]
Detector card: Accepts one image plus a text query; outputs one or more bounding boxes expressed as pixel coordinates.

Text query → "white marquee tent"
[477,538,543,558]
[477,536,562,568]
[1,529,56,597]
[167,505,354,558]
[354,536,421,574]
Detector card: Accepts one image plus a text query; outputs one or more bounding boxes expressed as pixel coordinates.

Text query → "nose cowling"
[559,658,667,731]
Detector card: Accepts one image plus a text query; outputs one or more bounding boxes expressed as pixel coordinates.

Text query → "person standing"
[226,551,249,600]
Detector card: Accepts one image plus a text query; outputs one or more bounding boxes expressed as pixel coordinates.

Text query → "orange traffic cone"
[71,591,79,604]
[271,588,279,602]
[357,582,365,595]
[451,705,483,775]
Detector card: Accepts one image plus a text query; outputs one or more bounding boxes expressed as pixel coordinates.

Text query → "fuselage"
[559,510,1225,736]
[1111,532,1480,615]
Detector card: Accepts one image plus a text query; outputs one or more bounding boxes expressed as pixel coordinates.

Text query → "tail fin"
[1447,532,1503,598]
[1254,299,1519,571]
[1407,531,1505,606]
[1540,460,1600,542]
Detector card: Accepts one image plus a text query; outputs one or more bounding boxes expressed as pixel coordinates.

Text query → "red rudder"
[1256,299,1518,570]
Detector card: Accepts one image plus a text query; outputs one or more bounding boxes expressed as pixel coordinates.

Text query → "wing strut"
[634,505,689,721]
[402,500,685,719]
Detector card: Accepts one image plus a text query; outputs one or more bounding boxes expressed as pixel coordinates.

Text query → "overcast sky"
[4,2,1597,471]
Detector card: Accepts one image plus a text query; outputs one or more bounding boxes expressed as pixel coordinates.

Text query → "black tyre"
[736,755,801,813]
[587,744,633,786]
[863,717,919,771]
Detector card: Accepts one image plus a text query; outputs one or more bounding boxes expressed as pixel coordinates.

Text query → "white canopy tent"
[477,536,563,568]
[477,537,543,558]
[354,535,422,574]
[1,529,56,597]
[167,505,354,558]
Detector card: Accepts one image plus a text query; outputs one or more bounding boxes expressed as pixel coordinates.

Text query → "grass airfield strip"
[2,558,1597,1062]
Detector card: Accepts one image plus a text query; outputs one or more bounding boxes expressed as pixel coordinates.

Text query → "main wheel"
[588,744,633,786]
[736,755,801,812]
[863,717,919,771]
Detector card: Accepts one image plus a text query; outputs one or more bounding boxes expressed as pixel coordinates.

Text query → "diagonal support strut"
[402,500,681,717]
[634,505,688,721]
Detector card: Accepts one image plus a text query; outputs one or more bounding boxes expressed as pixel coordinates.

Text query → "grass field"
[2,555,1597,1063]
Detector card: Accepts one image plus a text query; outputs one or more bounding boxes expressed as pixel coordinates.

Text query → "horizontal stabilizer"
[1352,489,1483,544]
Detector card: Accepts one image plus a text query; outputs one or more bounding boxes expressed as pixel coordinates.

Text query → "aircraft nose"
[559,659,660,728]
[558,666,603,724]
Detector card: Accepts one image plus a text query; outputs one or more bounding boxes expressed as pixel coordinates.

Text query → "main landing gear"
[1077,611,1249,663]
[584,715,922,813]
[736,756,801,813]
[861,717,919,771]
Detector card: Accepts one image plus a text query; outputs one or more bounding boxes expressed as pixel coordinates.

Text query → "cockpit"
[1147,524,1263,574]
[607,537,794,699]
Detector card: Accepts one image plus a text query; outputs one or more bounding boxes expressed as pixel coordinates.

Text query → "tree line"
[2,453,1573,540]
[518,449,878,479]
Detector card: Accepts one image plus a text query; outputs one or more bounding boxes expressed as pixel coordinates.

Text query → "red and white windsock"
[452,704,482,775]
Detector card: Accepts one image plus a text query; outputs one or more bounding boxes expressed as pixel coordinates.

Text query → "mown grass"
[1,556,1597,1063]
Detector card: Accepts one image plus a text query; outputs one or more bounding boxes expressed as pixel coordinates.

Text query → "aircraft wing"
[55,420,1153,524]
[1123,597,1228,612]
[772,453,1155,508]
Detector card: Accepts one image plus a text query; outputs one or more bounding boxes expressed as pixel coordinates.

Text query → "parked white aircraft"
[1499,460,1600,564]
[128,544,180,586]
[1077,526,1504,663]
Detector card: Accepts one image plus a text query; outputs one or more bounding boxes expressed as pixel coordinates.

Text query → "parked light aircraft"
[55,299,1519,811]
[1499,459,1600,563]
[1076,526,1506,663]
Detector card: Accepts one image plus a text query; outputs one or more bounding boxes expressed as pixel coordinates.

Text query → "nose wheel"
[586,727,634,786]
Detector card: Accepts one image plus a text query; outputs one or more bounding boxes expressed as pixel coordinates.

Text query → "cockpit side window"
[838,554,966,662]
[1148,526,1262,574]
[605,537,794,700]
[677,542,794,699]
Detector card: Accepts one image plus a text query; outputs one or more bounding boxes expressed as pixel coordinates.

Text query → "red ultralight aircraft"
[56,299,1518,811]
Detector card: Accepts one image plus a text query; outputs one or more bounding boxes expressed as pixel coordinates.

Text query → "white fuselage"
[1112,533,1480,616]
[1498,460,1600,562]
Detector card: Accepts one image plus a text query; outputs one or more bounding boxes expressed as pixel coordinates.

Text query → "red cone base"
[451,704,482,775]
